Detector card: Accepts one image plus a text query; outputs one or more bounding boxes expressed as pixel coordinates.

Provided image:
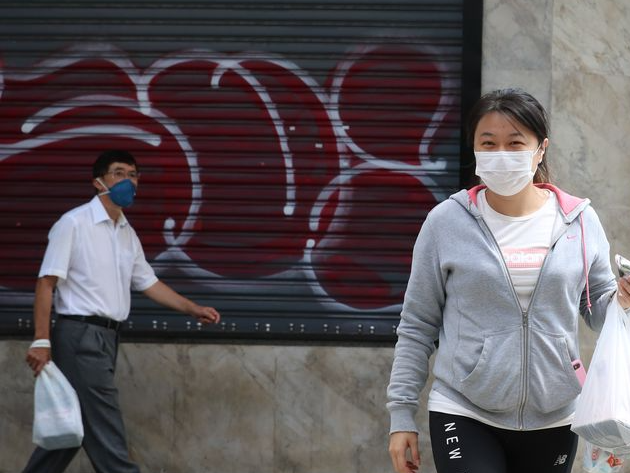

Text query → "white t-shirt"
[39,196,158,321]
[477,189,565,310]
[428,188,571,429]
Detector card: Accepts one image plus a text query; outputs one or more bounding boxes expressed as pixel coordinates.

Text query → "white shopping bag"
[582,441,627,473]
[572,296,630,452]
[32,362,84,450]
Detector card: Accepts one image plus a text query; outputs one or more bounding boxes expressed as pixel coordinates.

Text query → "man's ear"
[93,177,107,193]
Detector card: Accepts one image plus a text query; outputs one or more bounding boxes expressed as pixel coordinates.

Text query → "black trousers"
[23,318,140,473]
[429,411,578,473]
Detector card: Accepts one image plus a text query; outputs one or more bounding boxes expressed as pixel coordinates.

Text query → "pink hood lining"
[467,183,587,216]
[466,184,593,312]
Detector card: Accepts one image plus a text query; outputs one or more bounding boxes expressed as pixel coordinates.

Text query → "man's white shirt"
[39,196,158,321]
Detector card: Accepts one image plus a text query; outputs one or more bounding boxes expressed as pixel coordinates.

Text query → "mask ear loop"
[95,177,110,196]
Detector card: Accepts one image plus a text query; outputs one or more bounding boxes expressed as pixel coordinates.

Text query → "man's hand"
[143,281,221,324]
[190,305,221,324]
[389,431,420,473]
[27,275,57,377]
[26,346,51,377]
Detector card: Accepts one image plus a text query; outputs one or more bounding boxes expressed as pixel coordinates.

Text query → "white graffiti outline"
[139,49,338,280]
[328,43,457,198]
[141,50,319,219]
[0,41,456,310]
[303,162,424,313]
[18,93,203,248]
[0,126,161,162]
[302,43,458,311]
[2,44,204,249]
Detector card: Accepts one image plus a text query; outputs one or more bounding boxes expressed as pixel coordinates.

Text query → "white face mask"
[474,146,541,196]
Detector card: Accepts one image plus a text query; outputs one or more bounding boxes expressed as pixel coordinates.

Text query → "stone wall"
[2,1,629,472]
[0,341,398,473]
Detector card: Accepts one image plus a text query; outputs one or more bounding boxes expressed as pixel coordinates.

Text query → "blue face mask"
[98,178,136,208]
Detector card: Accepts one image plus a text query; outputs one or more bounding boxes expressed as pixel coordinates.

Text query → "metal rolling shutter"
[0,0,481,341]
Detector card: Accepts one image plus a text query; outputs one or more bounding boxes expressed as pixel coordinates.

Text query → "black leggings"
[429,412,578,473]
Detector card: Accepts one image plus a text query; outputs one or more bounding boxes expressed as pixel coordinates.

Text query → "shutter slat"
[0,0,481,341]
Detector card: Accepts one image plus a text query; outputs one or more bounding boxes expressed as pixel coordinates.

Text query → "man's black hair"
[92,150,138,178]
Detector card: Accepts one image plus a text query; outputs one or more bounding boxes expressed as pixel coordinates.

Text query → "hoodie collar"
[462,184,589,223]
[458,184,594,312]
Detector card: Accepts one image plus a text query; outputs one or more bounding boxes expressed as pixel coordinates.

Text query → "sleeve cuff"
[389,408,419,435]
[37,268,67,280]
[134,276,159,292]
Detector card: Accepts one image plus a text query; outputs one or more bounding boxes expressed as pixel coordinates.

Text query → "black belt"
[59,314,123,331]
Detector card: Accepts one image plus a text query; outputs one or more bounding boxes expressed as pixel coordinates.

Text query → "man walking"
[23,149,220,473]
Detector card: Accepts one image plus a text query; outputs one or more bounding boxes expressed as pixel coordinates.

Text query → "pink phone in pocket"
[572,359,587,387]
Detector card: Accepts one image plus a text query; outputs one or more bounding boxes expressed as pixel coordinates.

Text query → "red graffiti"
[0,43,457,310]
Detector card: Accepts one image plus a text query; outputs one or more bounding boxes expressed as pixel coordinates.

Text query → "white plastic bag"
[583,441,627,473]
[32,362,84,450]
[572,297,630,452]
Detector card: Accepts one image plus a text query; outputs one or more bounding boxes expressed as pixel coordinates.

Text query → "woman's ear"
[538,137,549,164]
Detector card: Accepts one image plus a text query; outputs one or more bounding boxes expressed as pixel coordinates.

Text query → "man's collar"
[89,196,128,226]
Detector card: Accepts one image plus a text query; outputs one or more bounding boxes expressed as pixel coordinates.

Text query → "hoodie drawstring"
[580,213,592,314]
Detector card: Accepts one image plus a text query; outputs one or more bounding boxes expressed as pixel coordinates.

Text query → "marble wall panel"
[550,0,630,260]
[550,72,630,257]
[553,0,630,76]
[0,341,403,473]
[481,0,554,106]
[2,2,630,473]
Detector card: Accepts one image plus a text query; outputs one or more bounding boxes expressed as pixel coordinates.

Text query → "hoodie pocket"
[528,328,582,413]
[459,327,522,412]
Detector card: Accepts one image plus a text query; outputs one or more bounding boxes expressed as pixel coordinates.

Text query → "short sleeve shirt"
[39,196,158,321]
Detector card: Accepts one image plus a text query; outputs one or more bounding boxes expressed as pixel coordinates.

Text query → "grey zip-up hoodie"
[387,184,617,432]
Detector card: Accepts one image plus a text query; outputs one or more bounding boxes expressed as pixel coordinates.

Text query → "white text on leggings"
[444,422,462,460]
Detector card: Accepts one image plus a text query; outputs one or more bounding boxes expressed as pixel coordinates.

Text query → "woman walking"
[387,88,630,473]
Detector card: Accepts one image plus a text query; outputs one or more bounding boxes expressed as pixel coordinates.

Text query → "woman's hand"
[389,431,420,473]
[617,276,630,310]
